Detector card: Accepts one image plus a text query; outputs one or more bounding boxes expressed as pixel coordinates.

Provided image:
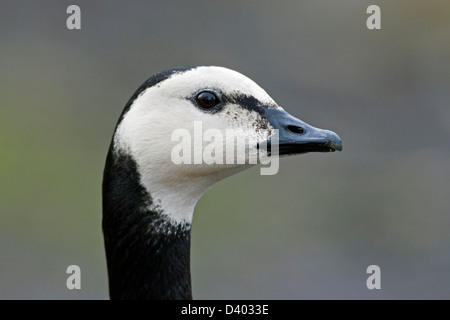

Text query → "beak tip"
[326,132,343,152]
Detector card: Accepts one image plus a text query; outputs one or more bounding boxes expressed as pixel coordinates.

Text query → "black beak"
[263,109,342,156]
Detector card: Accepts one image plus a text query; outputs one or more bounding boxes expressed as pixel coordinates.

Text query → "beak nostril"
[286,125,304,135]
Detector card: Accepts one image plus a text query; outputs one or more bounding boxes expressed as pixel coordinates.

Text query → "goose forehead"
[156,66,275,103]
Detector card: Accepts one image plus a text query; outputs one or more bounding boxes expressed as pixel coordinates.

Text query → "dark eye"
[195,91,220,109]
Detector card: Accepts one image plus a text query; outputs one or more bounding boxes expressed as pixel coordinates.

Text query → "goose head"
[111,66,342,224]
[103,66,342,299]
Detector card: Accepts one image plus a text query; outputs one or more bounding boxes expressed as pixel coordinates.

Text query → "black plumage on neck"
[101,66,198,300]
[102,149,192,300]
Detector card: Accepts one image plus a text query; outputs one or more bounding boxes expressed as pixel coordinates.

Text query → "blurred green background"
[1,0,449,299]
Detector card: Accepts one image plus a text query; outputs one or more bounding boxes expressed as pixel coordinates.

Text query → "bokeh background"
[1,0,449,299]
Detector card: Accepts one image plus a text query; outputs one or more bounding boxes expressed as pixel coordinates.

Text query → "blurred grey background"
[1,0,449,299]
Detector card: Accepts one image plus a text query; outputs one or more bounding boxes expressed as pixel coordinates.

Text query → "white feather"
[114,66,280,224]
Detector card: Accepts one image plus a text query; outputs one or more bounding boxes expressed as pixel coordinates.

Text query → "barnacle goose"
[102,66,342,299]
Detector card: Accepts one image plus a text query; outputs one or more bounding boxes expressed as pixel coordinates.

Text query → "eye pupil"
[196,91,219,108]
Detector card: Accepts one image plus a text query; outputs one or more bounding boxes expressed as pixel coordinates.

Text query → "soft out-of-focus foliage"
[1,1,449,299]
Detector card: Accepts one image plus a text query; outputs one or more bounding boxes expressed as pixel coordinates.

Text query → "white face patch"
[114,66,282,224]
